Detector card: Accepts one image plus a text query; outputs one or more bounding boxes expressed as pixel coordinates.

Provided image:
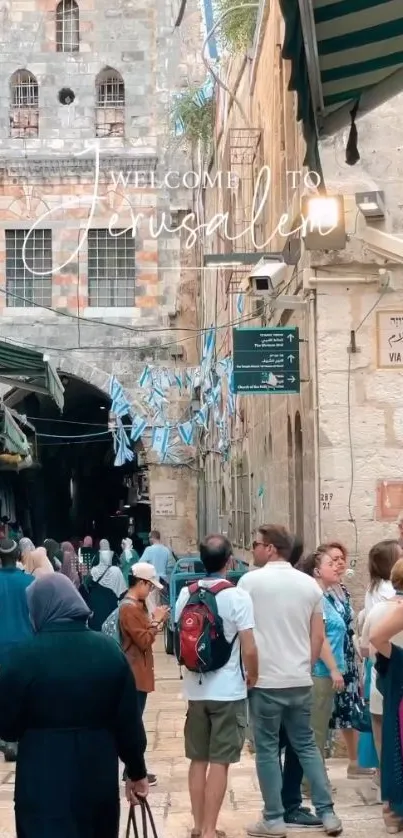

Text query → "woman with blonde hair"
[24,547,54,578]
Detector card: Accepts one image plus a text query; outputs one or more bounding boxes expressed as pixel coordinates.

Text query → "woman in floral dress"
[320,541,375,778]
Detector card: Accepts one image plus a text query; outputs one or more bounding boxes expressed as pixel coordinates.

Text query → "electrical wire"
[201,4,259,130]
[346,276,391,568]
[0,304,272,355]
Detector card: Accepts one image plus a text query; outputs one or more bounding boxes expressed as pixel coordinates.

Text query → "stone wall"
[313,94,403,597]
[200,0,317,554]
[0,0,203,552]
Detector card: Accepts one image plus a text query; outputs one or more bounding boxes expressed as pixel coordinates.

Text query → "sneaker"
[321,812,342,836]
[284,809,322,829]
[246,819,287,837]
[147,773,157,787]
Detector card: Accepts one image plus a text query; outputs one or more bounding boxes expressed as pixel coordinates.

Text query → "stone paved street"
[0,639,386,837]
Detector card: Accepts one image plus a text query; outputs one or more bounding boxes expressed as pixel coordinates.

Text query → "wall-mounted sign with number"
[321,492,333,510]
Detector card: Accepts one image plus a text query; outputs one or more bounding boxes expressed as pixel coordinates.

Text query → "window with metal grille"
[87,229,135,307]
[5,230,52,307]
[10,70,39,137]
[56,0,79,52]
[95,68,125,137]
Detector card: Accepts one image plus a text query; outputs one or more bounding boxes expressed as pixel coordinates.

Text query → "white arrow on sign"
[288,376,296,383]
[287,333,295,342]
[287,354,295,362]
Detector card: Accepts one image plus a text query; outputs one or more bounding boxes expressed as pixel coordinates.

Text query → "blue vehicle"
[162,555,249,655]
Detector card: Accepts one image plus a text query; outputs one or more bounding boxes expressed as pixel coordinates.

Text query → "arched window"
[56,0,79,52]
[294,412,304,538]
[10,70,39,138]
[95,67,125,137]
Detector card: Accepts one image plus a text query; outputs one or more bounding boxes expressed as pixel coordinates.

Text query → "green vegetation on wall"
[171,88,215,150]
[215,0,258,53]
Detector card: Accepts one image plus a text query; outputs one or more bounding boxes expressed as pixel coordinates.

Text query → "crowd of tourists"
[1,522,403,838]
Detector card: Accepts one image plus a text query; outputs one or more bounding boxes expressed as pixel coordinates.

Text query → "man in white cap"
[119,562,170,786]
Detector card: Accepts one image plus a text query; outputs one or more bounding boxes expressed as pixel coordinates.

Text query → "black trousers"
[280,725,304,814]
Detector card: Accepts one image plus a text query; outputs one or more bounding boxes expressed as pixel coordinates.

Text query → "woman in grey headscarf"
[0,573,148,838]
[80,538,127,630]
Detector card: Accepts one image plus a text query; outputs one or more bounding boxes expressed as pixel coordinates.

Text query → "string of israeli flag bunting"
[109,328,236,466]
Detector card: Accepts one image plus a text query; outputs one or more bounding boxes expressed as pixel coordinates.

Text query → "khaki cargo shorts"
[184,698,247,764]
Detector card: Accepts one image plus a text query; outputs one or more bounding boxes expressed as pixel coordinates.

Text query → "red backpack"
[175,580,236,674]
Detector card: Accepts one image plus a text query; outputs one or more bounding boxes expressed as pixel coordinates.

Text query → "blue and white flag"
[227,390,235,416]
[202,327,215,365]
[152,426,170,457]
[139,366,152,388]
[177,420,194,446]
[114,421,134,466]
[194,403,209,428]
[131,414,147,442]
[109,376,131,418]
[236,293,245,316]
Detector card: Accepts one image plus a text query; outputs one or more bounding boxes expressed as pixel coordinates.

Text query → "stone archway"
[1,370,150,546]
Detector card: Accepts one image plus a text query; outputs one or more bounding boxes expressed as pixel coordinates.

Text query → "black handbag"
[351,698,372,733]
[126,798,159,838]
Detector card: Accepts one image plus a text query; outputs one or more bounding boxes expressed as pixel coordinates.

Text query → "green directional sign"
[232,327,300,394]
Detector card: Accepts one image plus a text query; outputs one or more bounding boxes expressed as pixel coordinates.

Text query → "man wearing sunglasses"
[238,525,342,838]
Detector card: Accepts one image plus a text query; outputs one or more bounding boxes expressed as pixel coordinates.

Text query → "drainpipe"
[308,290,321,546]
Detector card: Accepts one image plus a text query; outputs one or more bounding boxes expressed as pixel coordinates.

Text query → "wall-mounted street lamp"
[355,190,385,220]
[301,195,346,250]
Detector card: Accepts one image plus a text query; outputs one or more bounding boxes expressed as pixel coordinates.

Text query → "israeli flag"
[131,414,147,442]
[139,366,151,388]
[236,293,245,316]
[178,420,194,446]
[195,403,209,428]
[114,423,134,467]
[152,426,170,457]
[109,376,131,418]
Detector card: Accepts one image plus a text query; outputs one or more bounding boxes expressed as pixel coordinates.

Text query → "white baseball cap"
[131,562,163,589]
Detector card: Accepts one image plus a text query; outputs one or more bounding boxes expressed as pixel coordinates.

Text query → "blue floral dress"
[328,584,361,729]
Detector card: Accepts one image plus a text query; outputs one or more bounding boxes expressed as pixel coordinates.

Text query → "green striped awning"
[0,341,64,410]
[280,0,403,167]
[0,407,30,457]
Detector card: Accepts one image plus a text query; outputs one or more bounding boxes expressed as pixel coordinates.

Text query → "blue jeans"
[250,686,334,823]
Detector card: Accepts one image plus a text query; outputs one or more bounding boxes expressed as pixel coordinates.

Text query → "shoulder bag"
[126,798,159,838]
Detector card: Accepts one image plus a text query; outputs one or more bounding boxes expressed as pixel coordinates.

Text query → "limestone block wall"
[316,281,403,600]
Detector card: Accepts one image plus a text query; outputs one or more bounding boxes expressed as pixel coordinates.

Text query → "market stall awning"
[0,342,64,410]
[0,406,31,457]
[280,0,403,169]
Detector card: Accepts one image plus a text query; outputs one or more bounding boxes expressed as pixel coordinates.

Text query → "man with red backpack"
[175,534,258,838]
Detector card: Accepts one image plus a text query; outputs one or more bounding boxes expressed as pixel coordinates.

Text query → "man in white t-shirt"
[238,525,342,838]
[175,534,258,838]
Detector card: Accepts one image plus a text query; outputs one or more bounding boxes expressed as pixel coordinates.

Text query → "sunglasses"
[252,540,267,549]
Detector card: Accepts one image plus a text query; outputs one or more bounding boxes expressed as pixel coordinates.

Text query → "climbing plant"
[215,0,258,53]
[171,87,215,151]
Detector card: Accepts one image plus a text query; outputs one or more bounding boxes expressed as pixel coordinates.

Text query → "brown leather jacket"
[119,598,158,693]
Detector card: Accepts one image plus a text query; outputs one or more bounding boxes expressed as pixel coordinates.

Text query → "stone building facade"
[0,0,203,551]
[201,0,403,587]
[200,2,318,554]
[311,96,403,594]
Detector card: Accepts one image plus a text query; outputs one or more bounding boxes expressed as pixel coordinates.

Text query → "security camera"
[244,259,288,295]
